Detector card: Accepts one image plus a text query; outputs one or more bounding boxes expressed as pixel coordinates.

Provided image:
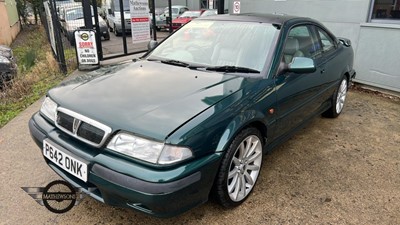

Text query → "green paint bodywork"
[29,14,355,217]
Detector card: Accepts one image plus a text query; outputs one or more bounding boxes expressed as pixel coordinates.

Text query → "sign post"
[209,0,214,9]
[233,1,241,14]
[74,30,100,69]
[130,0,151,44]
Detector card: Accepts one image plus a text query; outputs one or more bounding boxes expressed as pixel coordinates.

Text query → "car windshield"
[148,20,278,74]
[180,11,201,18]
[66,7,94,20]
[154,8,164,15]
[200,10,217,17]
[164,8,179,14]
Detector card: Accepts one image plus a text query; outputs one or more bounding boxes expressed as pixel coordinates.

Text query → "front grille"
[55,108,112,147]
[77,122,105,144]
[57,111,74,132]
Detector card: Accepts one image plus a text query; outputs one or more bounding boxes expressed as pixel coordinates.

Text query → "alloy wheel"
[227,135,263,202]
[336,79,347,114]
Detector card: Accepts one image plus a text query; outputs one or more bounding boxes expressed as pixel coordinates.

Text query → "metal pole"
[168,0,172,33]
[92,0,103,60]
[82,0,93,29]
[151,0,157,40]
[50,0,67,73]
[217,0,225,14]
[119,0,128,54]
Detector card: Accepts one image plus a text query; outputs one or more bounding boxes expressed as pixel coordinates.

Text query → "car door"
[274,25,326,138]
[311,26,342,103]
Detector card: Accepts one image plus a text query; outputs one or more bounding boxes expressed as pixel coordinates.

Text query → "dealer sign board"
[130,0,151,44]
[74,30,99,65]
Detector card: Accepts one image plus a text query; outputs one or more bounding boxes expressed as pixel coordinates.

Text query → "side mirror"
[287,57,316,73]
[147,40,158,51]
[108,9,112,15]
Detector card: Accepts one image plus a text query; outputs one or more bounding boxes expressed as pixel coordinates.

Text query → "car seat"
[283,37,304,64]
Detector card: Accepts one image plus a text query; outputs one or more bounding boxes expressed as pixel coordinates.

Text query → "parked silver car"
[150,8,166,30]
[59,4,109,44]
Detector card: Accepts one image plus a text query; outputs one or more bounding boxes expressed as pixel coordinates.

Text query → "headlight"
[107,133,193,164]
[40,97,57,122]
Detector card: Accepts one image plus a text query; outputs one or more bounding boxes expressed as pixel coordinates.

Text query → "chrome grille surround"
[55,107,112,147]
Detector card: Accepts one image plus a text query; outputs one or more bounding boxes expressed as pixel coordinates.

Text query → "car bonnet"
[48,60,246,141]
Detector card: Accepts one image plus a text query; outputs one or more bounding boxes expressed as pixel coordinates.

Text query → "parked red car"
[171,10,205,30]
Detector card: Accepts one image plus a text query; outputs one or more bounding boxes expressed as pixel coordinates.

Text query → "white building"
[226,0,400,92]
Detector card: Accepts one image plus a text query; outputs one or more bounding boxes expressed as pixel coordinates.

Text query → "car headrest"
[284,37,300,55]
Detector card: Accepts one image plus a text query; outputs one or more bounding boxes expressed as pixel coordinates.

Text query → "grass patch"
[0,25,65,128]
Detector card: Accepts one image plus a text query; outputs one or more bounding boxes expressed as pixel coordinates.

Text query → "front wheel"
[114,24,121,36]
[213,127,263,208]
[103,32,110,40]
[323,77,348,118]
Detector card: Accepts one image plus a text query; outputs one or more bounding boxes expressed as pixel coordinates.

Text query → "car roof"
[197,13,313,25]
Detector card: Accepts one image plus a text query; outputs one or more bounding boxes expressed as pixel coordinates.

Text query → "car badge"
[72,119,81,134]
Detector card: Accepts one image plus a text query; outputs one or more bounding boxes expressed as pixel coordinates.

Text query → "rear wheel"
[214,127,263,207]
[323,77,348,118]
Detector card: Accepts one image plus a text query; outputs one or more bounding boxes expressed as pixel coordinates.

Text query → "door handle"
[320,68,325,74]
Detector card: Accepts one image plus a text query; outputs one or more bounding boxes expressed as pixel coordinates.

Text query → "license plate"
[43,140,88,182]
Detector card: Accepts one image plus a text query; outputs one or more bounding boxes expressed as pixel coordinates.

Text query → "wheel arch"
[215,110,268,154]
[341,64,352,87]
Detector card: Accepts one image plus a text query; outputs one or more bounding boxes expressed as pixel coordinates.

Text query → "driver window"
[283,26,314,64]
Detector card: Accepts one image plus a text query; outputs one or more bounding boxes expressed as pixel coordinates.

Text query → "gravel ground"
[0,88,399,225]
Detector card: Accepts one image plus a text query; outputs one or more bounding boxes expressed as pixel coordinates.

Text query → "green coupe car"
[29,13,355,217]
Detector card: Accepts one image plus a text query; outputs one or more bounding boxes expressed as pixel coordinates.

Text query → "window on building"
[370,0,400,23]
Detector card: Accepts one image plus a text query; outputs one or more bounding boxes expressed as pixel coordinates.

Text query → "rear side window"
[316,28,335,53]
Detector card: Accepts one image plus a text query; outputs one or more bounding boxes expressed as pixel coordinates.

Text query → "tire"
[114,24,121,36]
[213,127,263,208]
[104,32,110,40]
[323,77,348,118]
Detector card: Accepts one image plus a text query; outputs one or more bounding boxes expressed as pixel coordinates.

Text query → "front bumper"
[99,26,109,37]
[29,112,222,217]
[172,23,182,30]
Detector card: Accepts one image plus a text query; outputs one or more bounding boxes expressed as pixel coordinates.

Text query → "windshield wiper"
[205,66,260,73]
[74,17,84,20]
[148,58,206,69]
[160,59,189,67]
